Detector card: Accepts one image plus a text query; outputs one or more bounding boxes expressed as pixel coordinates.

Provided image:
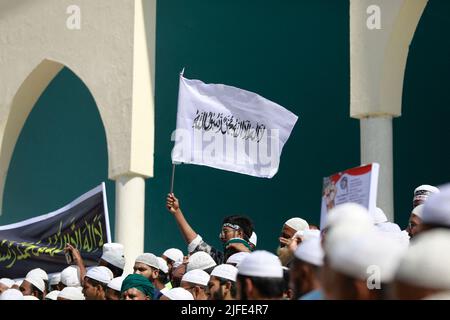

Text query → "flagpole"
[170,163,176,194]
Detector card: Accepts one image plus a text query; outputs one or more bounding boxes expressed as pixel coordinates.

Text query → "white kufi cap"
[181,269,210,286]
[211,264,238,282]
[163,287,194,300]
[85,266,114,284]
[238,250,283,278]
[187,251,216,272]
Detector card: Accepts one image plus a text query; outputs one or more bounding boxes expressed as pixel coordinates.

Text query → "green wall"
[394,0,450,223]
[1,0,449,256]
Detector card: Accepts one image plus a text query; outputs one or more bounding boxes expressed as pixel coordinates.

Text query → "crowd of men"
[0,183,449,300]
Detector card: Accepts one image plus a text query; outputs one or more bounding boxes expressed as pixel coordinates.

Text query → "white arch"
[350,0,429,221]
[0,0,156,272]
[0,58,113,215]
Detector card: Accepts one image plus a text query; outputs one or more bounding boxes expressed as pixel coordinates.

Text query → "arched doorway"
[0,62,114,233]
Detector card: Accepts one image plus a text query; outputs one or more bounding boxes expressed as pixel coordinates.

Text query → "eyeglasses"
[219,228,240,238]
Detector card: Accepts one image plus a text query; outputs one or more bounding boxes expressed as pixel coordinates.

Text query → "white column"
[360,116,394,221]
[115,175,146,273]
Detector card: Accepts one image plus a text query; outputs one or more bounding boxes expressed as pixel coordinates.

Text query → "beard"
[276,246,294,266]
[212,287,224,300]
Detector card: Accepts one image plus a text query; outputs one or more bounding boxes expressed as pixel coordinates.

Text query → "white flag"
[171,75,298,178]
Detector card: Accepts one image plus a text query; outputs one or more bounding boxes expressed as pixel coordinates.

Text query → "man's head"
[57,287,85,300]
[0,278,15,294]
[19,276,45,300]
[162,248,184,276]
[155,257,170,289]
[106,277,124,300]
[277,217,309,266]
[121,274,155,300]
[208,264,238,300]
[219,215,253,243]
[49,274,61,292]
[406,204,423,238]
[0,289,24,300]
[160,287,194,300]
[26,268,48,295]
[226,252,250,267]
[186,251,217,273]
[181,269,210,300]
[394,229,450,299]
[99,243,125,278]
[416,184,450,235]
[325,231,405,300]
[59,265,81,290]
[134,253,160,282]
[236,250,284,300]
[280,218,309,247]
[82,266,113,300]
[290,236,324,299]
[413,185,440,208]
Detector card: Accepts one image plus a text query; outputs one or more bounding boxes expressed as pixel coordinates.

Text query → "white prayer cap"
[163,287,194,300]
[181,269,210,286]
[324,203,372,229]
[421,184,450,227]
[58,287,85,300]
[238,250,283,278]
[101,243,125,269]
[294,236,324,267]
[24,275,45,293]
[157,257,169,274]
[49,273,61,286]
[414,185,440,206]
[26,268,49,281]
[0,278,15,288]
[60,266,81,287]
[324,203,374,254]
[163,248,184,263]
[412,204,424,219]
[186,251,217,272]
[23,295,39,300]
[135,253,159,269]
[395,229,450,290]
[226,252,250,266]
[107,277,125,292]
[328,231,406,283]
[376,222,401,233]
[101,252,125,270]
[375,228,410,249]
[285,218,309,232]
[0,289,23,300]
[211,264,238,282]
[45,290,60,300]
[14,280,22,287]
[373,207,388,224]
[415,184,440,194]
[85,266,113,284]
[102,242,124,255]
[249,232,257,246]
[294,229,321,241]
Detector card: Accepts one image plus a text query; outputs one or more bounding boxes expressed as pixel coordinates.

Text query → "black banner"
[0,183,111,278]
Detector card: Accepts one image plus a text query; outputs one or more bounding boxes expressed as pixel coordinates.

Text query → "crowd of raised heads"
[1,183,450,300]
